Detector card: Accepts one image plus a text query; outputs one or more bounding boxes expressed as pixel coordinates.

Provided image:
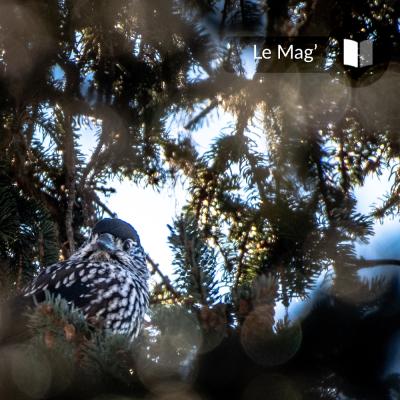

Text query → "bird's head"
[70,218,146,268]
[92,217,141,253]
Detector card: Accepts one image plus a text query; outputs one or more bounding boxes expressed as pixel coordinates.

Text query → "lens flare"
[241,306,302,367]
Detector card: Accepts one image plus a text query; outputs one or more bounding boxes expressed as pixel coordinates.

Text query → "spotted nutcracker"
[23,218,149,340]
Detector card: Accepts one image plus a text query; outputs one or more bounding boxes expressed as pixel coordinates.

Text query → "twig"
[79,123,107,189]
[210,232,232,272]
[93,194,117,218]
[146,255,182,299]
[354,258,400,268]
[219,0,230,37]
[234,229,250,292]
[184,99,219,130]
[63,112,77,255]
[240,0,245,25]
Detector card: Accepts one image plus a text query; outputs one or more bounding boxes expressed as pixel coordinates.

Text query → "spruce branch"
[219,0,230,36]
[184,99,219,130]
[63,113,77,255]
[93,193,117,218]
[146,254,182,300]
[353,258,400,268]
[79,122,108,190]
[234,228,251,292]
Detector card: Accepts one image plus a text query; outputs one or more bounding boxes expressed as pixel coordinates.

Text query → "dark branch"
[354,258,400,268]
[146,254,182,300]
[184,99,219,130]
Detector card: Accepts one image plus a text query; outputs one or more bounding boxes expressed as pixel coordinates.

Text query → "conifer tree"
[0,0,399,399]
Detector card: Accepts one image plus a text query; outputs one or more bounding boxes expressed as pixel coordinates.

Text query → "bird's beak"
[96,233,116,252]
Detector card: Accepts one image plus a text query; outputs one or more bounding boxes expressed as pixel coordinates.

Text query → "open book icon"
[343,39,373,68]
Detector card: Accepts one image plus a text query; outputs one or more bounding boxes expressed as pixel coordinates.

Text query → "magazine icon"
[343,39,373,67]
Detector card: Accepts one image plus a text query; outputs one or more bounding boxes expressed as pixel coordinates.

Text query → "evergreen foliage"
[0,0,399,398]
[0,180,58,294]
[168,211,221,305]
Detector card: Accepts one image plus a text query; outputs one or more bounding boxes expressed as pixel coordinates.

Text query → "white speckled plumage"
[23,219,149,340]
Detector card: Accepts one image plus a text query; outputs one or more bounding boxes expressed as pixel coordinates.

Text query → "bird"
[22,218,149,340]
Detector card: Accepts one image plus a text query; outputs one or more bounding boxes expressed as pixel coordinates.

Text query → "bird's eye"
[123,239,134,251]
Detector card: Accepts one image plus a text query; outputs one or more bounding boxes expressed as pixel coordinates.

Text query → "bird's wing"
[23,261,148,337]
[23,261,122,317]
